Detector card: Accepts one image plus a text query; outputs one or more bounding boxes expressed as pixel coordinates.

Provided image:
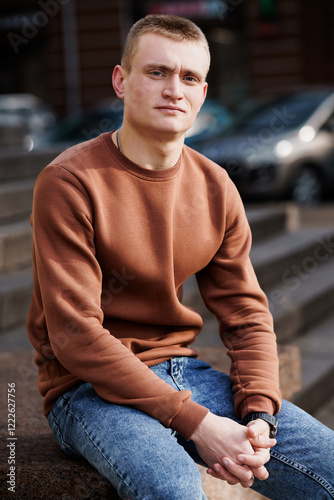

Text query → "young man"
[27,14,334,500]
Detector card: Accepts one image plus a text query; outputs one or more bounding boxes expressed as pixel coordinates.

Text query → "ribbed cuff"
[238,395,277,420]
[170,399,209,440]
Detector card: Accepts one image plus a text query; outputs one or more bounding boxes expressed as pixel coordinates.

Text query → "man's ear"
[201,82,208,107]
[197,82,208,113]
[112,65,126,99]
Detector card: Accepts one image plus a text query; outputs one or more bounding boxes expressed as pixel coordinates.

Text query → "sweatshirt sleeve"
[196,177,282,419]
[30,164,208,439]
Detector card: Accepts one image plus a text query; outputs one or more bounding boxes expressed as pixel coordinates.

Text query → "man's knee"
[145,474,204,500]
[119,464,204,500]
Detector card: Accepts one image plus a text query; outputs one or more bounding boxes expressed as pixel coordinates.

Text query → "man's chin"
[155,122,191,138]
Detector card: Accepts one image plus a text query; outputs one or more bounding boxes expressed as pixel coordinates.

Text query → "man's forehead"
[133,33,210,75]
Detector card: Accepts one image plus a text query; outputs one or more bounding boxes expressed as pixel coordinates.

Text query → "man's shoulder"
[41,133,111,178]
[33,135,113,205]
[182,144,230,182]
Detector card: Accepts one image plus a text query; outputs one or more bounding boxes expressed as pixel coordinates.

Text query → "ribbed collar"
[102,132,183,181]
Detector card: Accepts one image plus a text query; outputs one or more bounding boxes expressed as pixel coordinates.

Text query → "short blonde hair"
[121,14,210,73]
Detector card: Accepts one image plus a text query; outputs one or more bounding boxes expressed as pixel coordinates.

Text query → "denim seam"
[171,377,183,391]
[48,408,80,457]
[66,407,138,499]
[171,369,183,387]
[270,449,334,497]
[170,359,184,390]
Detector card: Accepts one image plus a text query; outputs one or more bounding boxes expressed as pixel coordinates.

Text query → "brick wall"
[47,0,127,116]
[244,0,334,95]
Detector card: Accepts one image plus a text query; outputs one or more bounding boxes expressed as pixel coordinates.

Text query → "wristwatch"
[242,412,278,438]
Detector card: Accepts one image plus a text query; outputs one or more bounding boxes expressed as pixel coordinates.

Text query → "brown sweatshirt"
[27,132,281,440]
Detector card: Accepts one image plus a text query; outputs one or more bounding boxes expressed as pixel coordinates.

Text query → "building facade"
[1,0,333,117]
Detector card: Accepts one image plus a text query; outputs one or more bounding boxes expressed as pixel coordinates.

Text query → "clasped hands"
[191,412,276,488]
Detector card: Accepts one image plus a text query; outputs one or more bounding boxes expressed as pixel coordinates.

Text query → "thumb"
[246,421,276,448]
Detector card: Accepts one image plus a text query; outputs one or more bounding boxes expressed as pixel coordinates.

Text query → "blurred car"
[32,99,124,152]
[0,94,58,150]
[185,97,232,145]
[32,97,232,151]
[193,89,334,203]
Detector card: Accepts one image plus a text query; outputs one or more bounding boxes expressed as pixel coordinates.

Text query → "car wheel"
[291,166,323,204]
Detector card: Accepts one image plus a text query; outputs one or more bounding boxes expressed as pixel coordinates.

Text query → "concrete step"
[183,236,334,344]
[2,349,301,500]
[0,326,32,351]
[0,179,35,223]
[299,203,334,229]
[246,205,288,242]
[0,220,32,273]
[0,347,121,497]
[292,313,334,419]
[267,257,334,342]
[0,149,55,182]
[251,227,334,289]
[0,268,33,334]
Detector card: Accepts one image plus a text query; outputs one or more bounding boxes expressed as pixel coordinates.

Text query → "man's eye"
[184,76,197,83]
[150,71,163,77]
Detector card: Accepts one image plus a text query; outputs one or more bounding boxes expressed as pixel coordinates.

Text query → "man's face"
[118,33,209,140]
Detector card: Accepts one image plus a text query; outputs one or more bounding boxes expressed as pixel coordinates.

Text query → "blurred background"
[2,0,333,116]
[1,0,334,203]
[0,0,333,447]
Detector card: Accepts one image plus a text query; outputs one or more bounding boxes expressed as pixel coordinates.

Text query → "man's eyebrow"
[143,63,205,81]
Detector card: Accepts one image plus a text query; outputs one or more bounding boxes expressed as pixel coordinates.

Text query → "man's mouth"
[156,106,186,113]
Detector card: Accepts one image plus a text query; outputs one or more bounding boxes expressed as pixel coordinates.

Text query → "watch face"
[269,423,278,438]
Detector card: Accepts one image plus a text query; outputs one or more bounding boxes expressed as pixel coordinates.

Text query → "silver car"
[195,89,334,203]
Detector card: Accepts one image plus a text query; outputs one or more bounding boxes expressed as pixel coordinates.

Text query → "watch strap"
[242,412,278,438]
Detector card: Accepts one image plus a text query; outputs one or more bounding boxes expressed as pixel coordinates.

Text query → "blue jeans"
[47,357,334,499]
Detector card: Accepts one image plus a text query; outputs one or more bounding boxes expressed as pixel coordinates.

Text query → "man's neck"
[113,125,185,171]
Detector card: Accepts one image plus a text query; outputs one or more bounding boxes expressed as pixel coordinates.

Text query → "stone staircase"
[0,150,55,348]
[0,149,333,499]
[188,204,334,426]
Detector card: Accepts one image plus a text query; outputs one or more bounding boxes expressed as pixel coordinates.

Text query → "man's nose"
[162,75,183,100]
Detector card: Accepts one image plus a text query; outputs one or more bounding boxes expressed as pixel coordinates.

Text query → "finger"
[241,477,255,489]
[250,465,269,481]
[247,423,276,442]
[247,420,269,436]
[247,421,276,448]
[238,448,271,468]
[249,435,276,449]
[207,464,240,485]
[221,457,254,484]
